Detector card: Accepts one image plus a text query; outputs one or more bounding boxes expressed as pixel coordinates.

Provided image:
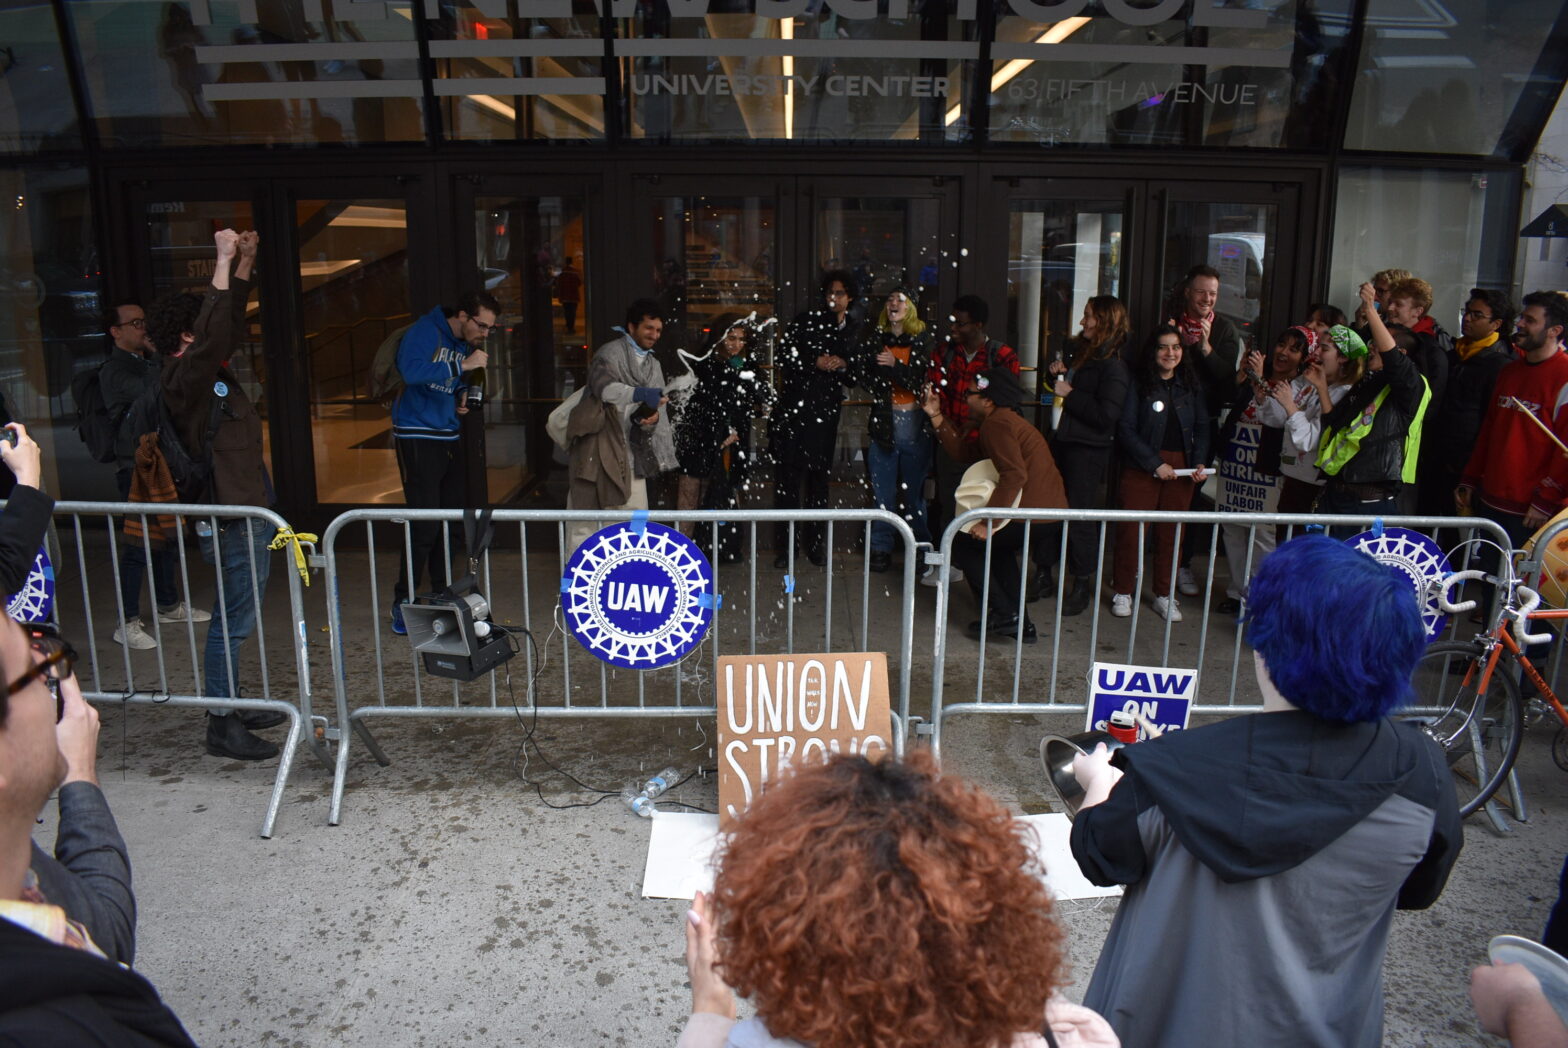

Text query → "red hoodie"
[1461,350,1568,517]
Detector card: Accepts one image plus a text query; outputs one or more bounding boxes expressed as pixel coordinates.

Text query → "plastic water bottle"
[621,785,657,818]
[621,766,680,818]
[643,766,680,800]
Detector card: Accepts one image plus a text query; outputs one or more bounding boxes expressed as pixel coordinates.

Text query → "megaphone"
[403,592,514,681]
[1038,730,1130,818]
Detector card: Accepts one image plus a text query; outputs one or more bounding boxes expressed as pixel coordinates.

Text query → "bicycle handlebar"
[1434,570,1485,614]
[1512,585,1554,647]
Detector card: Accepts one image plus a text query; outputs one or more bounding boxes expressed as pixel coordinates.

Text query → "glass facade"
[0,166,101,498]
[1345,0,1566,157]
[432,1,605,142]
[986,0,1357,149]
[620,5,972,143]
[1329,165,1521,328]
[0,0,80,153]
[63,0,424,148]
[1,1,1562,513]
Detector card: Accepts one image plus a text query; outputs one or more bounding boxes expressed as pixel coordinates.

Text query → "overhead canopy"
[1521,204,1568,238]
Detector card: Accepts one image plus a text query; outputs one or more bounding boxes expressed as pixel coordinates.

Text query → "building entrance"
[109,162,1313,520]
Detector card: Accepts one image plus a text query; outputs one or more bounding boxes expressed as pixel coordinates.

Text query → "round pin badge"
[213,380,229,397]
[562,521,715,669]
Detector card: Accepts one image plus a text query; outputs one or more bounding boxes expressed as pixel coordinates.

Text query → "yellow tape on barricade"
[269,528,318,587]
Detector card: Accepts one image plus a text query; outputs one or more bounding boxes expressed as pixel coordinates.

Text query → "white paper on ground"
[1017,813,1124,900]
[641,812,722,899]
[641,811,1120,902]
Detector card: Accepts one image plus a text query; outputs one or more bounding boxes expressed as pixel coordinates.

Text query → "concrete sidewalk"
[37,696,1568,1048]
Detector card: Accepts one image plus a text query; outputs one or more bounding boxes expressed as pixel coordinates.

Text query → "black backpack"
[122,384,222,504]
[70,362,118,465]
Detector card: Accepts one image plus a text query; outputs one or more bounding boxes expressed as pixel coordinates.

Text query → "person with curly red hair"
[676,753,1119,1048]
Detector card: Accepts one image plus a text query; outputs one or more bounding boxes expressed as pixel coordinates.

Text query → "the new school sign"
[1086,661,1196,737]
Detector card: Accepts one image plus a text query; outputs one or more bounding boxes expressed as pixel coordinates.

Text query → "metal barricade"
[320,508,919,825]
[927,508,1515,757]
[43,501,328,838]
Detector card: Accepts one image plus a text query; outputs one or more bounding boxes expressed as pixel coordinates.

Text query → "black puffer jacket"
[675,353,770,480]
[769,308,860,469]
[1419,338,1511,478]
[1056,351,1130,450]
[851,326,934,449]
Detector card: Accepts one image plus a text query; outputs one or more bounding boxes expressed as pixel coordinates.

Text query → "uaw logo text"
[561,521,716,671]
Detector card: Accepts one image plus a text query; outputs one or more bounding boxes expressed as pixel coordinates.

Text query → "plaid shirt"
[927,337,1021,442]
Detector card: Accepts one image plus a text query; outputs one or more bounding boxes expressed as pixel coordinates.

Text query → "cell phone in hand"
[1244,368,1270,395]
[0,428,16,447]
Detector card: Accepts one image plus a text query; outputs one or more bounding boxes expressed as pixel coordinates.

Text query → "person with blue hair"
[1068,534,1462,1048]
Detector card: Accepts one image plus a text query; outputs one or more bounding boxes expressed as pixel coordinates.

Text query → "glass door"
[291,196,412,505]
[983,177,1135,426]
[804,177,958,459]
[464,185,595,504]
[1155,182,1302,362]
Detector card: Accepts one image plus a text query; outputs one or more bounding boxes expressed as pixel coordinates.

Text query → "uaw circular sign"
[4,546,54,624]
[562,521,716,670]
[1345,526,1451,642]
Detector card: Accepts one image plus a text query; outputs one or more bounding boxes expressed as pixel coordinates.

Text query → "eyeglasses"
[466,315,495,335]
[5,623,77,723]
[114,317,146,329]
[1461,309,1495,321]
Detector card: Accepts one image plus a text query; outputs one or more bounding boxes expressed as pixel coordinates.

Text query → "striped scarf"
[124,432,180,549]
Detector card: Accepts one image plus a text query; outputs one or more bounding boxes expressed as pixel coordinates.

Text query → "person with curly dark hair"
[677,752,1119,1048]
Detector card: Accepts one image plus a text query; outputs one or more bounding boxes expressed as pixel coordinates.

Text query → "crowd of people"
[78,231,1568,759]
[561,262,1568,645]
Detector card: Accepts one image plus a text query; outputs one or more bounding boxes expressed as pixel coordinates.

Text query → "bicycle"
[1408,565,1568,818]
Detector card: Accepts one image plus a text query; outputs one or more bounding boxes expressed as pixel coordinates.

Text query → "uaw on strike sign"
[1087,661,1195,739]
[717,652,892,830]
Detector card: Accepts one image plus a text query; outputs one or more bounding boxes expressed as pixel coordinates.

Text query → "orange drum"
[1524,506,1568,608]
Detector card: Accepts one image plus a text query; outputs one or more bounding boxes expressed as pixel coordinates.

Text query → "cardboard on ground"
[642,811,1120,902]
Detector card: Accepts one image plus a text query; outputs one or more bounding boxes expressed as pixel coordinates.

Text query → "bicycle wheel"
[1403,641,1524,817]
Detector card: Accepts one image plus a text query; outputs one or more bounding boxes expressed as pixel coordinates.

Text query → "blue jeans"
[867,409,932,553]
[198,518,273,713]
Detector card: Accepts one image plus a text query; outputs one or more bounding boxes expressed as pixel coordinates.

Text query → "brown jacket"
[160,276,268,507]
[565,390,632,509]
[932,406,1067,512]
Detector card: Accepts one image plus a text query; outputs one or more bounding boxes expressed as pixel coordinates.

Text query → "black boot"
[206,713,280,761]
[240,710,287,730]
[1059,574,1095,616]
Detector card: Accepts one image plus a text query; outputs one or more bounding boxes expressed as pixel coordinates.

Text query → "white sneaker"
[1110,594,1133,618]
[1177,568,1200,597]
[157,601,211,624]
[1152,595,1184,622]
[920,563,962,588]
[113,617,157,650]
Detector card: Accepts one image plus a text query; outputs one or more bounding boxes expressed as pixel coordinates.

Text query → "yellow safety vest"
[1316,378,1431,482]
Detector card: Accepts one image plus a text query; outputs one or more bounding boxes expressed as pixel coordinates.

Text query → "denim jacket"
[1117,373,1211,474]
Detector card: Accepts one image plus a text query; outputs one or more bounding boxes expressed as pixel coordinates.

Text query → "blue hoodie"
[391,306,471,440]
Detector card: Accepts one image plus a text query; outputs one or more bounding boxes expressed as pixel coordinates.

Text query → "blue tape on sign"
[1373,517,1385,538]
[697,592,723,610]
[630,511,649,535]
[560,577,571,593]
[783,575,795,593]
